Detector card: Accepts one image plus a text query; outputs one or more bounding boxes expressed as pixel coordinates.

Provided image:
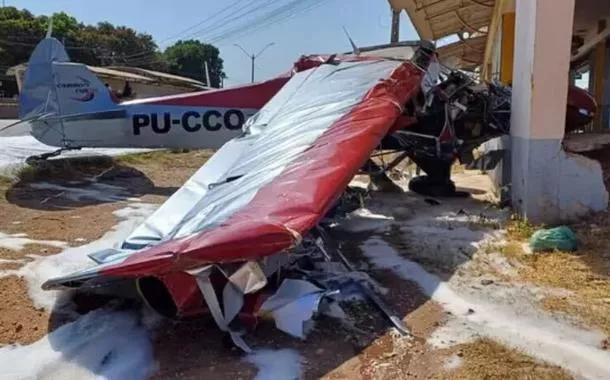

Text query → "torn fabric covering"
[42,58,425,289]
[259,279,333,339]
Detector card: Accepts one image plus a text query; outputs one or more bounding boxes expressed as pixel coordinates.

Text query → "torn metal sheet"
[188,266,252,353]
[259,279,336,339]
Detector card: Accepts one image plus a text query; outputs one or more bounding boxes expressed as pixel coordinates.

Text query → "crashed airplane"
[41,44,437,348]
[35,38,598,349]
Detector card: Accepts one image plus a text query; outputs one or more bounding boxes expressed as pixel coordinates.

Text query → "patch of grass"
[522,252,610,334]
[451,162,466,174]
[0,175,13,191]
[541,296,610,336]
[506,215,541,241]
[440,339,572,380]
[499,225,610,334]
[114,150,174,165]
[14,156,116,184]
[500,241,526,259]
[115,149,213,167]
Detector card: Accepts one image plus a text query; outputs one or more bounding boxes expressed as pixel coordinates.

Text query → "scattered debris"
[259,279,333,340]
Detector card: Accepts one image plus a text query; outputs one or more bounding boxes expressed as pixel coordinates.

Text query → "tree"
[0,8,225,81]
[164,40,226,88]
[0,7,162,69]
[0,7,45,67]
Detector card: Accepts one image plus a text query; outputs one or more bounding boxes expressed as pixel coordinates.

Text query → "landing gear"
[362,158,404,193]
[408,156,468,198]
[25,147,81,165]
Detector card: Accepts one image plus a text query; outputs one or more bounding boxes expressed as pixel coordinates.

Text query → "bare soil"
[0,151,590,379]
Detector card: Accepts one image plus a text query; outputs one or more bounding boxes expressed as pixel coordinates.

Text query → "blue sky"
[11,0,419,85]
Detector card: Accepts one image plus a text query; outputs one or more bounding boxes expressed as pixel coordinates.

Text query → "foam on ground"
[0,232,67,251]
[0,309,157,380]
[0,134,151,178]
[0,203,159,380]
[443,353,464,371]
[245,349,303,380]
[360,237,610,380]
[3,203,157,310]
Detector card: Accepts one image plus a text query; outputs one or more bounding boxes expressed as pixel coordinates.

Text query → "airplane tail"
[19,37,115,121]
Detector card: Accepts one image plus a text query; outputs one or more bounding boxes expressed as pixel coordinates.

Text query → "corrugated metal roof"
[437,35,487,70]
[107,66,208,88]
[388,0,495,41]
[87,66,154,82]
[7,63,207,89]
[344,41,420,59]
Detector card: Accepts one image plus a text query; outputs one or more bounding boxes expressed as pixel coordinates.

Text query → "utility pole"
[234,42,275,83]
[203,61,211,88]
[391,9,400,43]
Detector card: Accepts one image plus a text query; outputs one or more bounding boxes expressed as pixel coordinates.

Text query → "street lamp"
[234,42,275,83]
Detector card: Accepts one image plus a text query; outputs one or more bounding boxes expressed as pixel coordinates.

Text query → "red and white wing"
[43,58,424,289]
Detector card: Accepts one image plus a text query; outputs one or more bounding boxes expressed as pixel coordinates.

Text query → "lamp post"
[233,42,275,83]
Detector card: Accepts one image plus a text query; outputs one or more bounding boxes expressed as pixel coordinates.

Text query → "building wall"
[103,78,199,99]
[0,100,18,118]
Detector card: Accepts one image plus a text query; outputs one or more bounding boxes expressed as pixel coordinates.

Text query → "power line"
[158,0,250,45]
[117,0,267,62]
[0,38,96,50]
[117,0,286,67]
[181,0,282,41]
[112,0,335,69]
[208,0,333,45]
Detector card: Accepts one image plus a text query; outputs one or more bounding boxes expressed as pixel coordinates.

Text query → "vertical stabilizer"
[18,37,69,119]
[18,37,114,120]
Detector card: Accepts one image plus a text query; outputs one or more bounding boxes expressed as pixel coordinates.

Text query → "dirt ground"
[0,150,605,379]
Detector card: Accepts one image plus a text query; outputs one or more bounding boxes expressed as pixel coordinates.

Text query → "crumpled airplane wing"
[43,58,424,289]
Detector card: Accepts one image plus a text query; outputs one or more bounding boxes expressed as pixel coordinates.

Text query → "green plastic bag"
[529,226,578,253]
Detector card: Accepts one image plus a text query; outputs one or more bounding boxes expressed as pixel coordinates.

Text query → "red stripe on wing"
[101,61,424,278]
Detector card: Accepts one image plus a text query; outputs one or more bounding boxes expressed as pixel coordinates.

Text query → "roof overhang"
[108,66,208,89]
[343,40,421,59]
[437,34,487,70]
[388,0,495,41]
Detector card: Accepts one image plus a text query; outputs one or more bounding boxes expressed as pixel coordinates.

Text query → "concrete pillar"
[592,40,607,130]
[500,11,515,84]
[511,0,608,223]
[602,42,610,129]
[391,10,400,43]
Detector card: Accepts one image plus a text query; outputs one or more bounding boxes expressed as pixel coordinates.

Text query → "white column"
[511,0,607,222]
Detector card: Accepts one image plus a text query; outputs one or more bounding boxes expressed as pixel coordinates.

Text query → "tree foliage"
[0,7,225,85]
[164,40,225,88]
